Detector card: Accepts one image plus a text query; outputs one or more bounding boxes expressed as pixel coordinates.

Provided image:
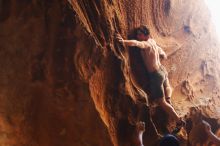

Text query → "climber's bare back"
[117,34,167,72]
[140,39,162,72]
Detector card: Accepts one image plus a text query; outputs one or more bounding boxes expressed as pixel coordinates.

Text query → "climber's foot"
[172,118,186,134]
[176,118,186,128]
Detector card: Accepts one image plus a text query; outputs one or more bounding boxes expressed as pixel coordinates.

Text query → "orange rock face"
[0,0,220,146]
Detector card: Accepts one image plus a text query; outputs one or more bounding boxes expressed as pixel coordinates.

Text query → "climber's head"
[136,25,150,41]
[159,134,180,146]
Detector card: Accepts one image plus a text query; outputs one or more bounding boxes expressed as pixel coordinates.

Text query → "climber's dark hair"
[136,25,150,36]
[127,25,150,40]
[159,134,180,146]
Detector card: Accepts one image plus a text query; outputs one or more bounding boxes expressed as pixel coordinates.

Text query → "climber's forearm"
[122,40,145,48]
[117,34,147,49]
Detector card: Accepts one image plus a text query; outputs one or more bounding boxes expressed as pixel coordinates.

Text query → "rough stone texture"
[0,1,112,146]
[1,0,220,146]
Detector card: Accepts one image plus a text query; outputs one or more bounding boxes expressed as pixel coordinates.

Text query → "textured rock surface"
[0,0,220,146]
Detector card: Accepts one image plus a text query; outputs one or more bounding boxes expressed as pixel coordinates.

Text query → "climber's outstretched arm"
[116,34,148,49]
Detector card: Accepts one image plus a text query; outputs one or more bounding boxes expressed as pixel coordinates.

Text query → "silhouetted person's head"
[136,25,150,41]
[159,134,180,146]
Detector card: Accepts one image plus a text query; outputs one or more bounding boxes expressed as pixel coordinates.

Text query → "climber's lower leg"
[157,98,179,121]
[157,98,186,134]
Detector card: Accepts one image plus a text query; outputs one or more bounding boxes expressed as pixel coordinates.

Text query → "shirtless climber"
[117,25,185,128]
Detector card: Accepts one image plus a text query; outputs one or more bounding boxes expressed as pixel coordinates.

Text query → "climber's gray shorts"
[148,66,168,101]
